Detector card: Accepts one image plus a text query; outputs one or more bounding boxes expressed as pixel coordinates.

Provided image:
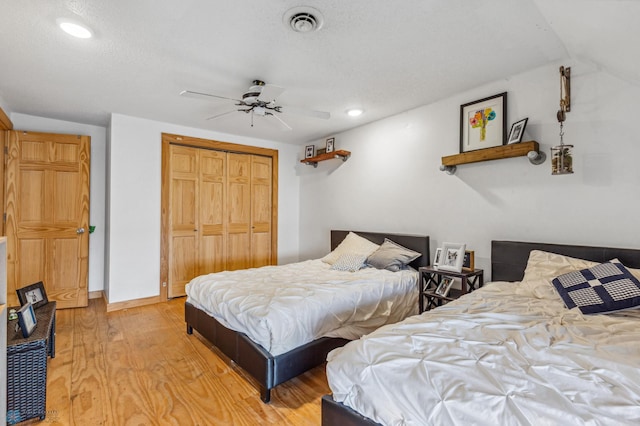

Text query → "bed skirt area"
[185,301,349,402]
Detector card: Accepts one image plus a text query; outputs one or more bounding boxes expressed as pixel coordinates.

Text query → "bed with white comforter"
[326,252,640,425]
[186,259,418,356]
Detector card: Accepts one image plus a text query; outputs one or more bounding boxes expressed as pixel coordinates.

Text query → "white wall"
[299,60,640,279]
[9,113,107,293]
[106,113,301,304]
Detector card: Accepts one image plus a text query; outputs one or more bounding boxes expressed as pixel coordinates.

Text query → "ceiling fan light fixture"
[283,6,324,33]
[56,18,93,39]
[347,108,363,117]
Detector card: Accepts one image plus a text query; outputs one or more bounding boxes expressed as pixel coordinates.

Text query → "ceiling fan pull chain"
[251,109,254,127]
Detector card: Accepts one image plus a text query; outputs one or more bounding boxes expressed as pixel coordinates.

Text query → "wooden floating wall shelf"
[441,141,541,174]
[301,149,351,168]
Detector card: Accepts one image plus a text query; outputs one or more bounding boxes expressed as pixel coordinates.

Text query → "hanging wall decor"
[552,66,573,175]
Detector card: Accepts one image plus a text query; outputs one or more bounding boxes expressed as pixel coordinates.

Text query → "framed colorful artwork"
[460,92,507,153]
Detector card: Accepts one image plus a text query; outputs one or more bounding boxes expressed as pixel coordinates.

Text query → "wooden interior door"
[169,146,229,298]
[5,131,90,308]
[226,153,251,271]
[168,145,198,298]
[250,155,272,267]
[198,149,226,275]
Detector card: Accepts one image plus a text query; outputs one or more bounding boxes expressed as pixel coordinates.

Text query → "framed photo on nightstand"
[433,248,443,267]
[17,281,49,309]
[17,302,38,338]
[437,242,466,273]
[435,277,454,297]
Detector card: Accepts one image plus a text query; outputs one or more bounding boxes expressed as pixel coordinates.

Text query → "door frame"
[160,133,278,301]
[0,106,12,237]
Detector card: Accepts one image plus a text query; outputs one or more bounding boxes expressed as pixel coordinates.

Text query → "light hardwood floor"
[28,298,329,425]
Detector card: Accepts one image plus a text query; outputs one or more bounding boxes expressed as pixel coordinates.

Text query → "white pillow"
[330,253,368,272]
[321,232,380,265]
[522,250,600,283]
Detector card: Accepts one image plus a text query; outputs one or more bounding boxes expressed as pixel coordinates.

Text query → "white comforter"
[326,278,640,425]
[185,259,418,356]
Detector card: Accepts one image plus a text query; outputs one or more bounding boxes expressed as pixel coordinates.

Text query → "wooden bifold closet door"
[167,143,274,298]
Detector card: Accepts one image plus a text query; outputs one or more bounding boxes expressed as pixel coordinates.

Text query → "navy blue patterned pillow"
[552,260,640,314]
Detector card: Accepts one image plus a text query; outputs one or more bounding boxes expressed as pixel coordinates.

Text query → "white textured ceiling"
[0,0,638,144]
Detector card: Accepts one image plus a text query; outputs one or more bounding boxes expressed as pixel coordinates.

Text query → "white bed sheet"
[326,278,640,425]
[185,259,418,356]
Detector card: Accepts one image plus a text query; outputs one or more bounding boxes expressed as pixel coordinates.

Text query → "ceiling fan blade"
[181,90,243,103]
[279,105,330,120]
[205,109,238,121]
[268,113,293,131]
[257,84,285,103]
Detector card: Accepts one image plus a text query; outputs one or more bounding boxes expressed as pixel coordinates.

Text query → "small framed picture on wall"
[305,145,315,158]
[325,137,335,153]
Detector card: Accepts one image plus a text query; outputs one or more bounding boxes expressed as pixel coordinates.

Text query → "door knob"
[77,228,85,234]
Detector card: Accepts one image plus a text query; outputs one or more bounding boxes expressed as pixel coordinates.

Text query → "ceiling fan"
[180,79,330,131]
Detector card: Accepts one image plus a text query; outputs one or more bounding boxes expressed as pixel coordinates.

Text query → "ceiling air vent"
[283,6,324,33]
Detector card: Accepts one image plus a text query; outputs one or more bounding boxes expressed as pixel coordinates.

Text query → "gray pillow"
[366,238,421,272]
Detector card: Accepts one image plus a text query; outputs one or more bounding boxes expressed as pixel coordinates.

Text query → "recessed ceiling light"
[57,18,93,39]
[347,109,363,117]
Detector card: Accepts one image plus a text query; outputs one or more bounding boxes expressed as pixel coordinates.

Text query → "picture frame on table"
[305,145,316,159]
[325,137,335,153]
[16,281,49,309]
[460,92,507,153]
[17,302,37,338]
[437,242,466,273]
[463,250,475,270]
[433,247,443,267]
[507,117,528,144]
[435,277,455,297]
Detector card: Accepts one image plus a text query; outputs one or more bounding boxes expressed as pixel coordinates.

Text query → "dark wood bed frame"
[321,239,640,425]
[185,230,430,402]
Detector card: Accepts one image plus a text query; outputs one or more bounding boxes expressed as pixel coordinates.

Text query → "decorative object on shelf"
[305,144,315,158]
[437,242,466,273]
[463,250,475,270]
[17,303,37,338]
[460,92,507,153]
[317,147,326,155]
[16,281,48,309]
[507,118,528,144]
[440,141,544,174]
[435,277,455,297]
[301,149,351,167]
[552,66,573,175]
[325,137,335,153]
[433,247,443,267]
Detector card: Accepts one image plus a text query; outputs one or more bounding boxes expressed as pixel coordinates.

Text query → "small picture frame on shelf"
[463,250,475,270]
[305,145,315,159]
[17,281,49,309]
[435,277,455,297]
[17,302,37,338]
[326,137,335,153]
[507,117,528,144]
[317,148,326,155]
[433,247,443,267]
[437,242,466,273]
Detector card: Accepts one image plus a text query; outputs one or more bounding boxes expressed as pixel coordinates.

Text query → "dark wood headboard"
[492,240,640,282]
[331,230,430,269]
